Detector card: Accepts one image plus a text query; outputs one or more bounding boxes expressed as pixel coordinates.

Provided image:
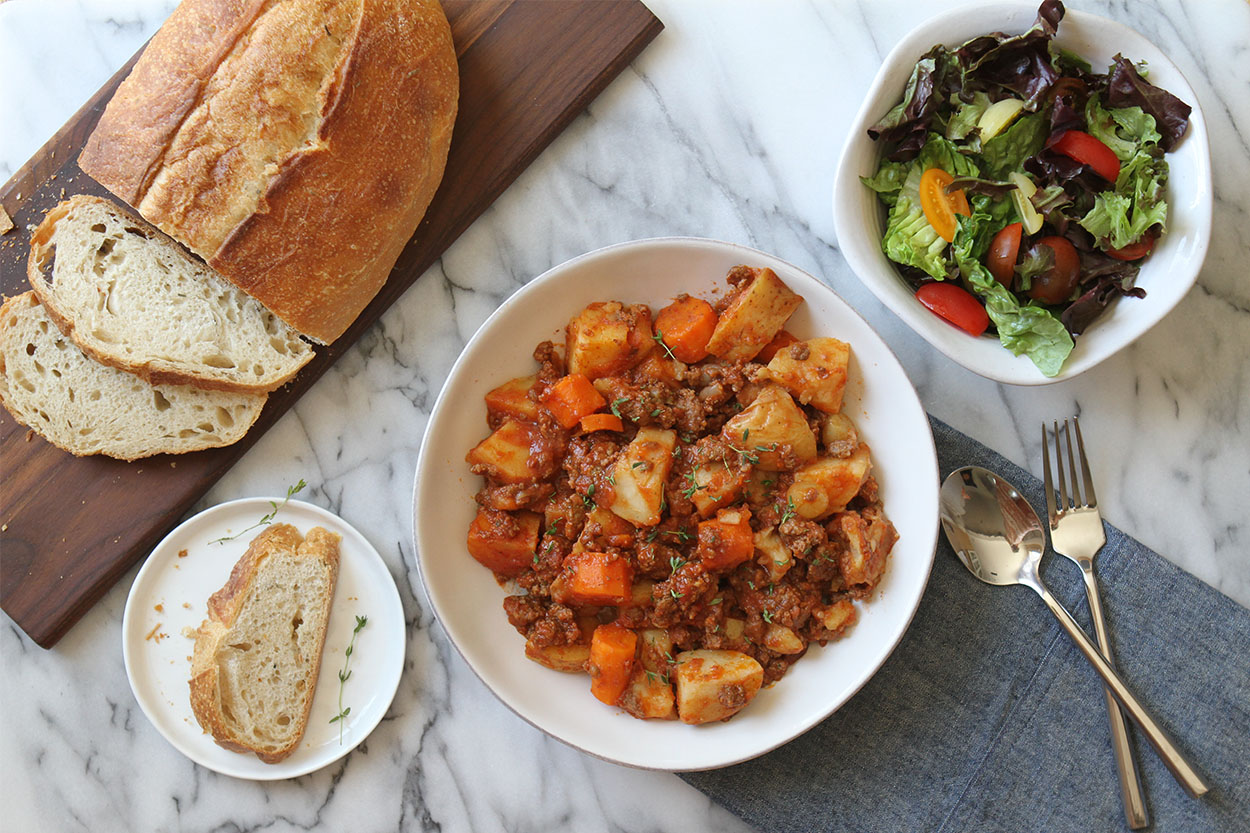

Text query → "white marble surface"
[1,0,1247,830]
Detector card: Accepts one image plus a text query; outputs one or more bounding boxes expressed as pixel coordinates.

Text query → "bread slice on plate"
[27,195,313,393]
[0,291,266,461]
[190,523,341,764]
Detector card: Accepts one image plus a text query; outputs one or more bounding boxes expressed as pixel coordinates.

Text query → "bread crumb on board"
[0,206,13,235]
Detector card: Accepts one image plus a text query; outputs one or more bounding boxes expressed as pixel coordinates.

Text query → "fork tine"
[1063,419,1082,507]
[1072,416,1098,508]
[1042,423,1058,524]
[1053,420,1070,511]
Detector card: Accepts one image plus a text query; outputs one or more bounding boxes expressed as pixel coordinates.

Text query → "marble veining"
[1,0,1247,831]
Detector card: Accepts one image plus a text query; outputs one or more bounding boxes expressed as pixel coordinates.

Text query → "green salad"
[862,0,1191,376]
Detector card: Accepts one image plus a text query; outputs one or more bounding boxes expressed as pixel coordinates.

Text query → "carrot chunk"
[589,623,638,705]
[566,551,633,605]
[542,374,607,429]
[466,508,540,576]
[654,295,718,363]
[695,507,754,571]
[579,413,624,433]
[756,330,798,363]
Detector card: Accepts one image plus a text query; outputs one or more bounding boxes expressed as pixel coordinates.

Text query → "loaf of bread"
[190,523,341,764]
[0,291,266,460]
[79,0,459,345]
[28,195,314,393]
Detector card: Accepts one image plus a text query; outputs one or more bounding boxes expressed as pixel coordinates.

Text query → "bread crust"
[27,195,313,393]
[189,523,341,763]
[0,291,267,461]
[79,0,459,345]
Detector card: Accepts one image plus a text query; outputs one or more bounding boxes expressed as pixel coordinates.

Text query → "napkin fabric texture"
[682,416,1249,833]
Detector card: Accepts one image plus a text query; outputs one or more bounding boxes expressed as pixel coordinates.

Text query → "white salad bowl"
[832,1,1211,385]
[413,238,939,770]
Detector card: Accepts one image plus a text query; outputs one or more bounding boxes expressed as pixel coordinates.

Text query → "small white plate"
[122,498,404,780]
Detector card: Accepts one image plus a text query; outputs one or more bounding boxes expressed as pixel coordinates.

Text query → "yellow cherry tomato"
[919,167,971,243]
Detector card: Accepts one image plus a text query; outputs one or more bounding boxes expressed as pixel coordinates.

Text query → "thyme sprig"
[329,614,368,744]
[210,479,307,544]
[651,331,678,361]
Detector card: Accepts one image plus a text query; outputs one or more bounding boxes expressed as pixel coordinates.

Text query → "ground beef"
[524,603,581,647]
[779,515,827,557]
[562,434,623,498]
[477,481,555,512]
[503,595,545,633]
[533,340,565,383]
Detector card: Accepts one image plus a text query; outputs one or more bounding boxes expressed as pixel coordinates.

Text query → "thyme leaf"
[210,479,307,544]
[329,614,368,744]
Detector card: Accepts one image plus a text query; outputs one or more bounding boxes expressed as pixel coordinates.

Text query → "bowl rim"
[832,0,1213,386]
[411,236,939,770]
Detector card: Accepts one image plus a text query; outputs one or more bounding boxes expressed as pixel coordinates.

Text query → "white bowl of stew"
[832,1,1211,385]
[413,238,938,770]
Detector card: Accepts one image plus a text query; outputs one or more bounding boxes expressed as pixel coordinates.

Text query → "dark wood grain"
[0,0,663,648]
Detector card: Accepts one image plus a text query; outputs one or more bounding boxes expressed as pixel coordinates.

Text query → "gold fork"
[1043,417,1149,827]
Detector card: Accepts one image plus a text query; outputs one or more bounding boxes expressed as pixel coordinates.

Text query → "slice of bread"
[190,523,341,764]
[28,195,313,393]
[0,291,266,461]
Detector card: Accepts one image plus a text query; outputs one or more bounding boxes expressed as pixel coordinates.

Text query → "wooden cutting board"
[0,0,663,648]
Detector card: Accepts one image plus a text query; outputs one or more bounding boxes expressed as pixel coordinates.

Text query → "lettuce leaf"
[951,212,1073,376]
[946,92,992,142]
[1078,146,1169,247]
[882,165,949,279]
[980,111,1048,178]
[1085,97,1161,161]
[860,159,911,207]
[916,133,981,178]
[1106,54,1191,150]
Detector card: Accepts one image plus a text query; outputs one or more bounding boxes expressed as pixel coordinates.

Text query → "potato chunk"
[690,461,747,517]
[673,649,764,724]
[610,427,677,526]
[466,419,545,483]
[763,624,805,655]
[819,412,859,457]
[816,598,857,634]
[566,301,654,380]
[484,375,540,422]
[765,337,850,414]
[619,667,677,720]
[622,630,678,721]
[721,385,817,471]
[786,443,872,520]
[525,642,590,673]
[754,526,793,583]
[705,266,802,361]
[837,510,898,589]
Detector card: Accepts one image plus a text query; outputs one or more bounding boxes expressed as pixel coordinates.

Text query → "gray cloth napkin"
[681,416,1249,833]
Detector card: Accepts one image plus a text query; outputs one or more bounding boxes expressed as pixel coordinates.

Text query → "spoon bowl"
[939,466,1209,798]
[940,466,1046,588]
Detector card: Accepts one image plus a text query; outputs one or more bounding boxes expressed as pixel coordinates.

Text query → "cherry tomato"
[1046,76,1089,105]
[1052,130,1121,182]
[1027,236,1082,304]
[915,282,989,336]
[987,222,1023,288]
[1106,234,1157,261]
[919,168,971,243]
